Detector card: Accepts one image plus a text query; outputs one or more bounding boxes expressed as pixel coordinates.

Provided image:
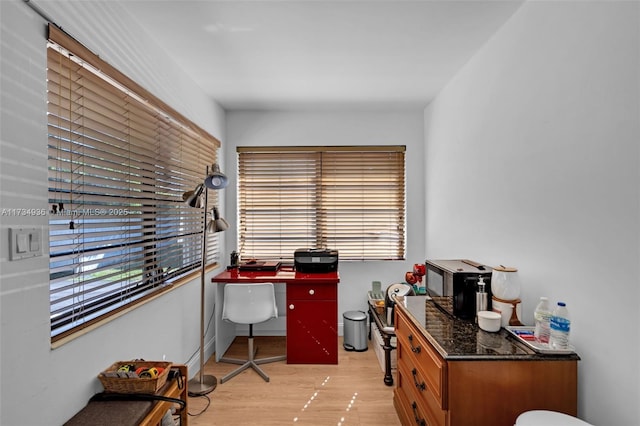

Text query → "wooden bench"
[64,365,188,426]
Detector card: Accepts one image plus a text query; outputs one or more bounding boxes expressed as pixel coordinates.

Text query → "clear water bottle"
[549,302,571,350]
[533,297,551,344]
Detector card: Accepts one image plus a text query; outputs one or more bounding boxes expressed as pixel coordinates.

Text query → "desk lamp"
[182,163,228,396]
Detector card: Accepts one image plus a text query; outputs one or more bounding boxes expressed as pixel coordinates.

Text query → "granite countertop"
[396,295,580,361]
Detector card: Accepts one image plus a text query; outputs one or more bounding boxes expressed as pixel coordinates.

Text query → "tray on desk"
[238,261,281,271]
[505,326,575,355]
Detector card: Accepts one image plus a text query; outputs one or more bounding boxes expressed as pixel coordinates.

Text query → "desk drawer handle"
[289,304,295,310]
[408,334,422,354]
[411,401,427,426]
[309,289,315,295]
[412,368,426,392]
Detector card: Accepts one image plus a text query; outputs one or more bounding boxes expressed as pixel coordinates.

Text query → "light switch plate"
[9,228,42,260]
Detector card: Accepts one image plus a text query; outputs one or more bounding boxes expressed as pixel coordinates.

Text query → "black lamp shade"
[204,164,228,189]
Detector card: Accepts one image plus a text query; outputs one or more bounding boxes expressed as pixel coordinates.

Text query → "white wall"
[424,1,639,424]
[3,0,638,424]
[226,110,426,322]
[0,1,226,425]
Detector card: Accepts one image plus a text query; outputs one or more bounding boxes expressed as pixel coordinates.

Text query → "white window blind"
[47,24,221,341]
[237,146,406,261]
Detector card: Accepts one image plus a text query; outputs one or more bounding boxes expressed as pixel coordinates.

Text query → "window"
[237,146,406,261]
[47,24,221,342]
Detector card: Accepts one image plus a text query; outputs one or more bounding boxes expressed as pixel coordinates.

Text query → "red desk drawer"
[287,283,337,300]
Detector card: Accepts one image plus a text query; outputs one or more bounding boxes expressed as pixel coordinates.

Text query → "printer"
[294,248,338,273]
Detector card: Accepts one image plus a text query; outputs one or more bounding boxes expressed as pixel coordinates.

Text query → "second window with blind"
[237,146,406,261]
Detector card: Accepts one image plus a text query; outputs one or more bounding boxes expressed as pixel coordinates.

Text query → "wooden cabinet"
[286,282,338,364]
[394,298,578,426]
[395,311,447,426]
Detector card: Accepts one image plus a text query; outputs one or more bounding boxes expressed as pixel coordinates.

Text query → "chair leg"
[220,340,257,365]
[254,354,287,365]
[219,326,286,383]
[220,360,252,383]
[219,356,245,365]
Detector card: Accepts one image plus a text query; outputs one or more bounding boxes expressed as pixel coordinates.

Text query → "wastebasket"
[343,310,368,352]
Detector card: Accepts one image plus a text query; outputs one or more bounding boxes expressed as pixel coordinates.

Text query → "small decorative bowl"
[477,311,502,332]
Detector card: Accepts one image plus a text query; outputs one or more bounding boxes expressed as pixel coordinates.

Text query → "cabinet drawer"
[287,283,337,300]
[396,309,446,409]
[394,378,430,426]
[398,356,447,426]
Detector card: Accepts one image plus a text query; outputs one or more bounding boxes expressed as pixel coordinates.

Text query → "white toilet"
[515,410,594,426]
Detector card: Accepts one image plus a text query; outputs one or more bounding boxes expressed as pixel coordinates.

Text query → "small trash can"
[343,310,368,352]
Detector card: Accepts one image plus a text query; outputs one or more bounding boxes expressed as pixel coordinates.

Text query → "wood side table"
[65,364,188,426]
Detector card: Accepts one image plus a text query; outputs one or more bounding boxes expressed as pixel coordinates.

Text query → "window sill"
[51,263,221,349]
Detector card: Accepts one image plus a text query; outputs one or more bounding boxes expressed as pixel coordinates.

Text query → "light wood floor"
[187,336,401,426]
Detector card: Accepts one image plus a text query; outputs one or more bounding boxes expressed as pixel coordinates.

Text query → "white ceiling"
[113,0,524,111]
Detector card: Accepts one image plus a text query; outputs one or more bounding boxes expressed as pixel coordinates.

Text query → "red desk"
[212,268,340,364]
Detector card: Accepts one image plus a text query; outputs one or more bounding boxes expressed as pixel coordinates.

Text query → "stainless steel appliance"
[385,283,415,326]
[425,259,493,320]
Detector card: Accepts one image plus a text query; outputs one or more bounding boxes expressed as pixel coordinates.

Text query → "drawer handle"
[309,289,315,295]
[408,334,422,354]
[411,401,427,426]
[289,304,295,310]
[411,368,426,392]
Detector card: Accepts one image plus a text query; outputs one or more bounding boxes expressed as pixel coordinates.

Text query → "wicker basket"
[98,360,172,394]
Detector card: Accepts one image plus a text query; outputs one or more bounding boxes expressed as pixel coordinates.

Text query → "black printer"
[294,248,338,273]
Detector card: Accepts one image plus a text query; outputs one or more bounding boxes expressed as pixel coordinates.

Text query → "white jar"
[491,265,520,300]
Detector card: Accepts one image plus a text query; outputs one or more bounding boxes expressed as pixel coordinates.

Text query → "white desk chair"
[219,283,286,383]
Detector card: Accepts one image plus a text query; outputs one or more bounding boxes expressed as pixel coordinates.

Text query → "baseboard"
[187,335,216,378]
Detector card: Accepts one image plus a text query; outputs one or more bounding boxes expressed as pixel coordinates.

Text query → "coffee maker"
[425,259,493,321]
